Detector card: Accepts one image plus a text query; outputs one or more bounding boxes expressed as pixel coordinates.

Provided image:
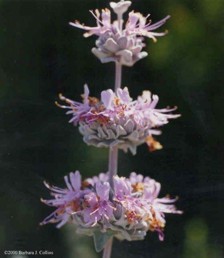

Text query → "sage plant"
[40,1,182,258]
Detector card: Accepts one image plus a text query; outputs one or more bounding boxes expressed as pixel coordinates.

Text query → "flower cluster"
[57,85,180,154]
[70,1,170,66]
[40,171,181,245]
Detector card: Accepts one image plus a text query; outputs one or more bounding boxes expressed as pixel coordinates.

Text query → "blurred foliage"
[0,0,223,258]
[183,218,223,258]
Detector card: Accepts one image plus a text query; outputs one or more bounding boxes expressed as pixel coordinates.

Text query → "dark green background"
[0,0,224,257]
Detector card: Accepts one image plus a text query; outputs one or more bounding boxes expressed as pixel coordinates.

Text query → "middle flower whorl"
[57,85,180,155]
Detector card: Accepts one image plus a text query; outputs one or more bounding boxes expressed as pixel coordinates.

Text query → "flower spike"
[41,1,183,257]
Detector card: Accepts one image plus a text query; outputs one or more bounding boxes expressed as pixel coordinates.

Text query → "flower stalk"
[103,237,113,258]
[108,145,118,191]
[108,61,122,189]
[106,56,123,258]
[115,62,122,91]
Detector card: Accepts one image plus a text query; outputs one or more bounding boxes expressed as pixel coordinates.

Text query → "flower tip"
[110,1,132,16]
[69,21,76,27]
[43,180,48,186]
[43,180,52,189]
[55,93,68,108]
[174,112,181,118]
[58,93,64,99]
[40,197,46,203]
[83,32,91,38]
[55,101,61,108]
[57,93,73,105]
[159,235,164,241]
[166,15,171,20]
[152,37,158,43]
[69,20,79,26]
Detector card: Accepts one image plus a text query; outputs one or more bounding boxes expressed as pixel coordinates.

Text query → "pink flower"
[57,85,180,154]
[40,171,85,228]
[113,175,132,203]
[69,1,170,66]
[85,172,109,185]
[129,172,182,240]
[40,171,182,242]
[125,11,170,42]
[83,182,115,226]
[56,84,91,126]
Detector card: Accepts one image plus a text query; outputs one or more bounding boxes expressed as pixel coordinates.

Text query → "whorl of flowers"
[70,1,170,66]
[56,85,180,155]
[40,171,182,250]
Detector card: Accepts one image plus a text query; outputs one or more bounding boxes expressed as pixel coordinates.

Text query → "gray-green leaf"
[93,231,113,253]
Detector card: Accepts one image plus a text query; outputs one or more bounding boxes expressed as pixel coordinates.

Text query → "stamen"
[90,207,99,215]
[58,93,73,104]
[89,9,102,25]
[55,101,68,109]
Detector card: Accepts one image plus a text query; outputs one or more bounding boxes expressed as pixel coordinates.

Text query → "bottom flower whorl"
[40,171,182,250]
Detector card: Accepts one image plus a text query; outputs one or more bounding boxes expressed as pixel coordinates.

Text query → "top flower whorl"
[70,1,170,66]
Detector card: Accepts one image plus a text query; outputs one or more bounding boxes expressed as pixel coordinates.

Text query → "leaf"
[93,231,113,253]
